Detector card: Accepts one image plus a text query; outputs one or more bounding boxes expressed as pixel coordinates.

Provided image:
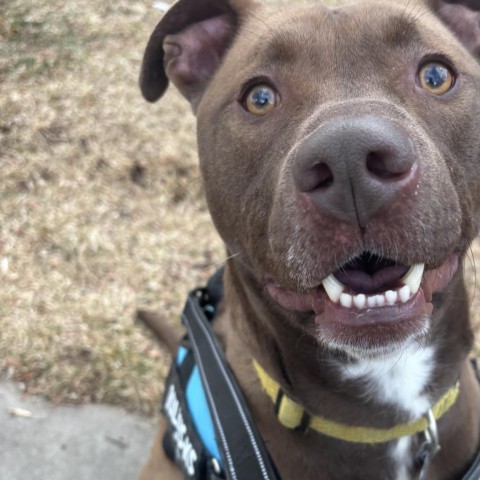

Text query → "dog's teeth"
[340,293,353,308]
[401,263,424,295]
[385,290,397,305]
[375,295,386,307]
[398,285,411,303]
[322,274,345,303]
[353,294,366,309]
[324,265,422,310]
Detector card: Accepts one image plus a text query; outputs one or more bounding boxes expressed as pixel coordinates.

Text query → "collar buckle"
[416,409,441,480]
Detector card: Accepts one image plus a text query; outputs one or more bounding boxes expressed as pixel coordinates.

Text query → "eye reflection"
[419,62,454,95]
[244,85,277,115]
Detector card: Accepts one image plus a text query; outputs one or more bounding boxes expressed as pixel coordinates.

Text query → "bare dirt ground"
[1,0,479,415]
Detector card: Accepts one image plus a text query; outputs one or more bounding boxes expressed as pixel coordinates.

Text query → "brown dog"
[138,0,480,478]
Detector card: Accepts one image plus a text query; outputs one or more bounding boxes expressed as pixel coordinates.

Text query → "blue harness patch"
[162,342,224,479]
[176,346,223,466]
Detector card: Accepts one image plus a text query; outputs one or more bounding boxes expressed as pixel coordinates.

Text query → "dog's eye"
[418,62,454,95]
[243,84,277,115]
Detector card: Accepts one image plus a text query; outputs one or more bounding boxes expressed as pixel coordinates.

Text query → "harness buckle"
[416,409,441,480]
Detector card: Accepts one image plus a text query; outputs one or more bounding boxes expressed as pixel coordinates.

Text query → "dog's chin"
[313,315,430,360]
[266,254,458,355]
[317,326,430,360]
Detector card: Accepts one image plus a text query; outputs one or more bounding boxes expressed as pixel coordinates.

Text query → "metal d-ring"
[417,409,441,480]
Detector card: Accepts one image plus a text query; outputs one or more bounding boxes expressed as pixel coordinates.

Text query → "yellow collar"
[253,359,460,444]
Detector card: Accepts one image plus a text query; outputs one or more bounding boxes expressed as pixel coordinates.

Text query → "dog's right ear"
[140,0,254,109]
[428,0,480,59]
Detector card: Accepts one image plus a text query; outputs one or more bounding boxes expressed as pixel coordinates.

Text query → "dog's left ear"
[140,0,255,109]
[429,0,480,58]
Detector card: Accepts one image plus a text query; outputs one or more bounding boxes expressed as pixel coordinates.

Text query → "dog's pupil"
[423,64,448,89]
[251,87,274,107]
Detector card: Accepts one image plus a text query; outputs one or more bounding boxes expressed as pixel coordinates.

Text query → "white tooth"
[399,285,411,303]
[367,296,377,308]
[375,295,386,307]
[401,263,425,295]
[385,290,398,305]
[340,293,353,308]
[353,294,366,309]
[322,274,345,303]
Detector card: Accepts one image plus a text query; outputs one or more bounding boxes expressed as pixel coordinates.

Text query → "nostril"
[303,162,334,191]
[366,151,412,181]
[366,151,392,179]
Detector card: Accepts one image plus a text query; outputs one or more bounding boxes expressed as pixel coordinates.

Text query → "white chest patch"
[339,344,436,480]
[391,437,412,480]
[340,344,435,417]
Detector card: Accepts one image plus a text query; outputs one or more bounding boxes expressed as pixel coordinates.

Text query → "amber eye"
[418,62,455,95]
[243,84,277,115]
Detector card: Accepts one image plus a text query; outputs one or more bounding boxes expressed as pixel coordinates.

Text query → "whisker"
[249,11,274,34]
[201,252,241,272]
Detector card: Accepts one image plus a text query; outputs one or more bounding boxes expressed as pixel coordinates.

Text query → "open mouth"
[322,253,424,310]
[266,252,459,349]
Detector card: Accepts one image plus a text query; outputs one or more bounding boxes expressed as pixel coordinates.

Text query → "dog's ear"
[140,0,254,108]
[429,0,480,58]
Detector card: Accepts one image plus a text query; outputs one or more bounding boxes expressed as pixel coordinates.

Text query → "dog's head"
[141,0,480,357]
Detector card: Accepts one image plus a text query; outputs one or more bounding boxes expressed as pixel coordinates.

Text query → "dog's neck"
[217,259,480,480]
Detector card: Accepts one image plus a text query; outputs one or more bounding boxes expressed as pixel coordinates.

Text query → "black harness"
[162,269,280,480]
[161,270,480,480]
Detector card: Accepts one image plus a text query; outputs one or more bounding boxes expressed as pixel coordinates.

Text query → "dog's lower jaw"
[220,259,480,480]
[266,254,460,358]
[316,322,430,361]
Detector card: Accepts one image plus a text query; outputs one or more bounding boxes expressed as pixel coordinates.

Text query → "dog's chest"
[340,345,435,415]
[339,345,436,480]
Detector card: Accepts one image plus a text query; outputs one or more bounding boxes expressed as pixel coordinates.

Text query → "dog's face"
[141,0,480,357]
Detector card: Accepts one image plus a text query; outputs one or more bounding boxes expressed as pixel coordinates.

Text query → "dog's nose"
[293,115,418,226]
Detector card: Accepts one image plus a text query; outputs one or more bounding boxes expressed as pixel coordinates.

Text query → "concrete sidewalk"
[0,382,158,480]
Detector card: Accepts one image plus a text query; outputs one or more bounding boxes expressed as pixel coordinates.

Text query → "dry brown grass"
[0,0,479,416]
[0,0,225,414]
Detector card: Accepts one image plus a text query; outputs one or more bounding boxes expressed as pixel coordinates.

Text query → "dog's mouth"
[267,252,459,352]
[322,253,421,309]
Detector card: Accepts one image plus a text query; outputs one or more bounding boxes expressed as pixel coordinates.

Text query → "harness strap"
[182,291,280,480]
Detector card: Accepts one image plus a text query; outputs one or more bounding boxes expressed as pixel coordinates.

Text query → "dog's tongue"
[334,264,409,294]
